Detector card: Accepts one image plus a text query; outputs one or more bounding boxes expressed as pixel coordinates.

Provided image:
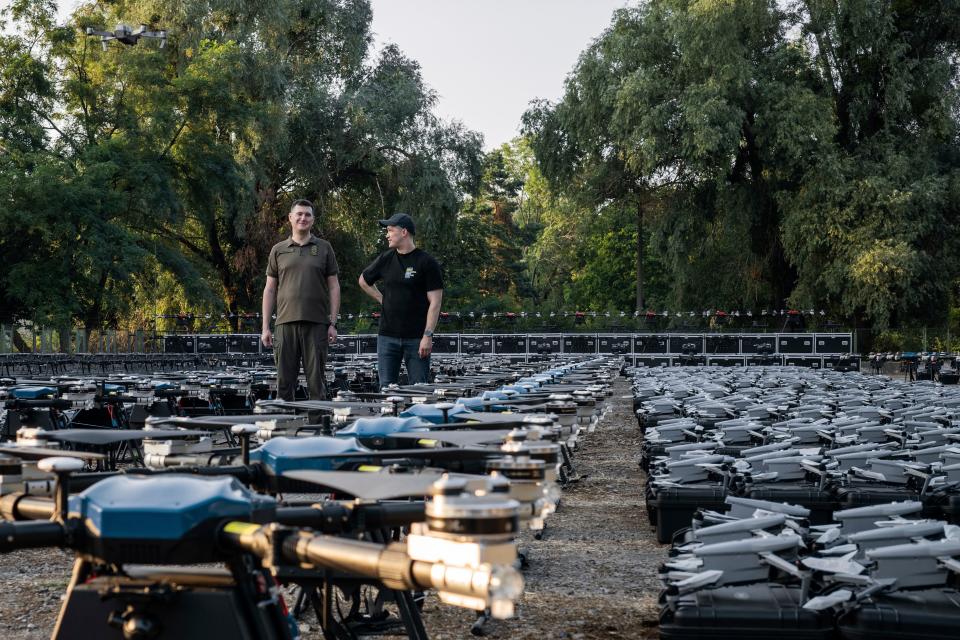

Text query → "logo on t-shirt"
[404,267,417,279]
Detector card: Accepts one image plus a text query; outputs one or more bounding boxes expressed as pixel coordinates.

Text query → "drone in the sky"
[85,23,167,50]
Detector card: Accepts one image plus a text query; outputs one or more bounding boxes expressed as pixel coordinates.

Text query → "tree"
[524,0,960,328]
[0,0,482,331]
[780,0,960,328]
[444,142,534,310]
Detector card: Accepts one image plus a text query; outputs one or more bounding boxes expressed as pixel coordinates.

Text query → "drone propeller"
[42,429,213,446]
[0,445,106,461]
[256,399,387,414]
[447,412,554,429]
[385,429,515,447]
[263,445,502,469]
[146,414,302,428]
[282,469,484,500]
[335,445,498,461]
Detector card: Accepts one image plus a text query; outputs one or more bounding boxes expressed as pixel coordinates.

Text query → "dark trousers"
[274,322,328,407]
[377,335,430,387]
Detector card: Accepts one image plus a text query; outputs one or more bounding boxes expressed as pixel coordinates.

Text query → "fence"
[0,325,160,354]
[855,327,960,353]
[5,320,955,355]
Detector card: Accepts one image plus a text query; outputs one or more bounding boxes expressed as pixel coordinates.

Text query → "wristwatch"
[424,329,434,338]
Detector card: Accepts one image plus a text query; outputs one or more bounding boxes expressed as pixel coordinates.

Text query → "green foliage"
[0,0,482,329]
[434,139,565,311]
[872,330,904,353]
[3,0,960,330]
[780,0,960,328]
[523,0,960,328]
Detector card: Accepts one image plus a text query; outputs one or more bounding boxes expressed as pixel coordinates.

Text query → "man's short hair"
[290,199,314,213]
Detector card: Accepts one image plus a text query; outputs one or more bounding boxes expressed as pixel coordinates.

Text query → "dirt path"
[423,374,664,639]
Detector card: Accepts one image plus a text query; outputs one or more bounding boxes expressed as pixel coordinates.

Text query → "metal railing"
[0,325,160,354]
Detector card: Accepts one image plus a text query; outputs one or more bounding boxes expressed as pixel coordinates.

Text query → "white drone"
[85,24,167,50]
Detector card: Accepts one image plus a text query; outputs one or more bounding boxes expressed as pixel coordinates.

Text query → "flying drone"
[85,23,167,50]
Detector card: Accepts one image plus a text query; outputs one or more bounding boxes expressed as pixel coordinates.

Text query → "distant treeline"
[1,1,958,335]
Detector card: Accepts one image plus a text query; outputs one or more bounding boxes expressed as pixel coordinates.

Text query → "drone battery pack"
[11,386,56,399]
[837,589,960,640]
[746,485,837,525]
[649,485,727,543]
[660,583,834,640]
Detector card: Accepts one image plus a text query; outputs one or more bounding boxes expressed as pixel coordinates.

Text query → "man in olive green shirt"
[262,199,340,404]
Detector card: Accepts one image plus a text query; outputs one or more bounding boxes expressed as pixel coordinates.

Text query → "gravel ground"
[417,375,663,640]
[0,374,666,639]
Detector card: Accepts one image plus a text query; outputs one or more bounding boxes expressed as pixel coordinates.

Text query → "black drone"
[85,23,167,50]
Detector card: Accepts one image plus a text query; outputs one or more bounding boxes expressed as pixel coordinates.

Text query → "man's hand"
[261,328,273,348]
[418,335,433,359]
[327,324,338,344]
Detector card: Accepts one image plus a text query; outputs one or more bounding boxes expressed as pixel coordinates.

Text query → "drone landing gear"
[470,608,493,636]
[291,528,430,640]
[293,581,428,640]
[534,522,547,541]
[559,444,586,486]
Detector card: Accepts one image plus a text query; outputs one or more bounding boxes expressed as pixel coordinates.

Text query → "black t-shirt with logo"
[362,248,444,339]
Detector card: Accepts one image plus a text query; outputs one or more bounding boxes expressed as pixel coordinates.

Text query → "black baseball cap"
[378,212,416,234]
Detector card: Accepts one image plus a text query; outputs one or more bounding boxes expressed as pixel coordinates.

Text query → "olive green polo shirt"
[266,235,339,325]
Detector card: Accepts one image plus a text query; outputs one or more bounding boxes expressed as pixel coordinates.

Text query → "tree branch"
[160,119,189,158]
[131,224,207,258]
[377,144,415,160]
[34,107,82,157]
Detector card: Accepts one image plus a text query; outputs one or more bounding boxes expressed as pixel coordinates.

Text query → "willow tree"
[524,0,960,327]
[525,1,832,312]
[780,0,960,328]
[0,0,482,330]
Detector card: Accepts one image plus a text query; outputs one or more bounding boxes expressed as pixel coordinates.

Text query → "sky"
[368,0,633,148]
[35,0,633,148]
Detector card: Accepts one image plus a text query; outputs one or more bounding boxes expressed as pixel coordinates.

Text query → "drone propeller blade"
[281,469,447,499]
[308,446,500,463]
[0,445,105,461]
[147,414,300,427]
[447,413,547,428]
[386,430,513,447]
[45,429,213,446]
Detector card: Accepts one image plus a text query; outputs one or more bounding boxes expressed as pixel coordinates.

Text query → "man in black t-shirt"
[359,213,443,386]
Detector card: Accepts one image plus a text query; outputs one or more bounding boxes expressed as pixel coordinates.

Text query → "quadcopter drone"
[85,23,167,50]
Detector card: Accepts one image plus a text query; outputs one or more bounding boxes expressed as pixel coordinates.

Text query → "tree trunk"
[83,270,110,335]
[636,197,645,312]
[12,329,30,353]
[226,295,240,332]
[206,218,237,331]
